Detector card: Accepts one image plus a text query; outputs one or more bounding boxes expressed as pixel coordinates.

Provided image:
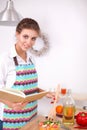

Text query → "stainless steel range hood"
[0,0,23,26]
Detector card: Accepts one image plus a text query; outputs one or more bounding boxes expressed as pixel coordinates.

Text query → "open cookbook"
[0,87,48,103]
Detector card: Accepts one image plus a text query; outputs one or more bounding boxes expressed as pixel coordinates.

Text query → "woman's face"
[16,29,39,51]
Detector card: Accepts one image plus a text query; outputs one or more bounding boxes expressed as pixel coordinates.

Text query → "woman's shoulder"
[0,52,10,67]
[1,49,11,58]
[1,45,16,58]
[0,52,8,60]
[0,47,14,65]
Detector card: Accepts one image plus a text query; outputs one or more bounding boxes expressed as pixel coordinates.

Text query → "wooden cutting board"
[20,108,87,130]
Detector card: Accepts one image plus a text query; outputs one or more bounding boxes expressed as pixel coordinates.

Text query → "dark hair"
[16,18,40,34]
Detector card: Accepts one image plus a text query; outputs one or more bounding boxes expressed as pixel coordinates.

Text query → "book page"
[0,88,25,97]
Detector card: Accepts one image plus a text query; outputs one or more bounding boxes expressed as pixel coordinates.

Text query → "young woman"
[0,18,41,129]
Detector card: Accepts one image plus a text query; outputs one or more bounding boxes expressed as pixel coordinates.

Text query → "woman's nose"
[27,39,34,46]
[27,39,32,44]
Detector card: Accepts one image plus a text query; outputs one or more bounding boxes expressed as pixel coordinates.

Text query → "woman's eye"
[32,37,37,41]
[23,35,29,39]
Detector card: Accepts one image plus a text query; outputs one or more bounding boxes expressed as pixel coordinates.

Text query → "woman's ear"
[15,32,19,37]
[15,32,20,40]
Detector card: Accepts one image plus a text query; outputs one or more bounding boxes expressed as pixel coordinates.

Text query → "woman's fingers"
[12,102,27,110]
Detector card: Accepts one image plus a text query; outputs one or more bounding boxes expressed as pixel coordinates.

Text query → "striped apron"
[3,57,38,130]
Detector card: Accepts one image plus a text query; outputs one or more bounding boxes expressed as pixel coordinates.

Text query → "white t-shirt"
[0,44,35,120]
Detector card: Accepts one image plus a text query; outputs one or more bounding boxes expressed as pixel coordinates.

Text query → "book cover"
[0,88,48,103]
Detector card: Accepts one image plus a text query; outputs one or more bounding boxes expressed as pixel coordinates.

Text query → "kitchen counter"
[20,96,87,130]
[20,115,87,130]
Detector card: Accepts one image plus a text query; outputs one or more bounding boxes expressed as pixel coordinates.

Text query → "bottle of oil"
[62,89,75,125]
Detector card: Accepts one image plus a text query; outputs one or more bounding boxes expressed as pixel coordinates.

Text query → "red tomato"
[51,124,58,128]
[39,122,44,126]
[76,112,87,126]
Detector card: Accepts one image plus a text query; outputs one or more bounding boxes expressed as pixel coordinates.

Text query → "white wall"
[0,0,87,93]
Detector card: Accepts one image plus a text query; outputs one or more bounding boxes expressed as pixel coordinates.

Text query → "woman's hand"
[12,102,27,110]
[46,92,55,98]
[0,99,27,110]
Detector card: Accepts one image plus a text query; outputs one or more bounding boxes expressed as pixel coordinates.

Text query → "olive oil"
[63,106,75,125]
[62,89,75,125]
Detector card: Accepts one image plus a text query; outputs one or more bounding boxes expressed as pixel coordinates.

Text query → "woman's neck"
[15,44,27,62]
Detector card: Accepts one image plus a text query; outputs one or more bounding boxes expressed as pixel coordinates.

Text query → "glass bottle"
[62,89,75,125]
